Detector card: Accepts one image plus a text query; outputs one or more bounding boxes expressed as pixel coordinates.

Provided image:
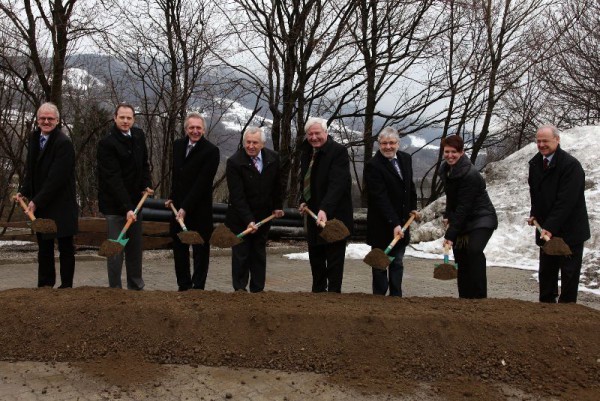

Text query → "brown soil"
[210,224,242,248]
[1,288,599,401]
[177,230,204,245]
[542,237,572,256]
[32,218,57,234]
[434,263,458,280]
[98,239,124,257]
[320,218,350,242]
[363,248,391,269]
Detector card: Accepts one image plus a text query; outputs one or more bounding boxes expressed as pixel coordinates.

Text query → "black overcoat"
[299,136,353,245]
[528,145,590,247]
[20,127,78,238]
[440,154,497,242]
[169,136,220,240]
[97,125,152,215]
[225,147,283,234]
[365,150,417,250]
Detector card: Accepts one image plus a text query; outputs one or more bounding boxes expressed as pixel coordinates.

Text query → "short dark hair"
[441,135,464,152]
[114,103,135,116]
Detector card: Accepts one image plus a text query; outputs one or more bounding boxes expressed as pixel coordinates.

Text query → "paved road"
[1,245,598,309]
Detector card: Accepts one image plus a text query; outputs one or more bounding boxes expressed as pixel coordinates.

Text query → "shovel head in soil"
[363,248,392,270]
[210,224,243,248]
[98,239,126,257]
[177,230,204,245]
[541,237,572,256]
[31,218,57,234]
[531,218,572,256]
[318,219,350,243]
[363,214,416,270]
[434,263,457,280]
[434,244,457,280]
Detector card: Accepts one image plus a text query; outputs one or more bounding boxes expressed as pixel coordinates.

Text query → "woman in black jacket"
[440,135,497,298]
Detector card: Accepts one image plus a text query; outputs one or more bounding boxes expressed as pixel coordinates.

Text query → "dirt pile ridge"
[0,288,599,400]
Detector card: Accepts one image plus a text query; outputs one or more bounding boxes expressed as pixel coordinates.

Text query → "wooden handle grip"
[15,196,36,221]
[238,214,277,237]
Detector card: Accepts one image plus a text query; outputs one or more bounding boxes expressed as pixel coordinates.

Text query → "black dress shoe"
[58,284,72,289]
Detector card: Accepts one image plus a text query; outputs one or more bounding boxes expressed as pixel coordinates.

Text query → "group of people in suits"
[17,102,590,303]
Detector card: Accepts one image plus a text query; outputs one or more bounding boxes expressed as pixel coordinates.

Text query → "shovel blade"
[110,237,129,247]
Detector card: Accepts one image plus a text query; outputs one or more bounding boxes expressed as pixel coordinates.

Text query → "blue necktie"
[39,136,47,150]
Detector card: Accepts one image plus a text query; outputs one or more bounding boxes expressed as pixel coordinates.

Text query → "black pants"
[172,234,210,290]
[372,245,406,297]
[231,230,268,292]
[37,234,75,288]
[308,240,347,293]
[453,228,493,299]
[539,242,583,303]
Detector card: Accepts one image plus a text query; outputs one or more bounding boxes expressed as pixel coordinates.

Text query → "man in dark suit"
[365,127,418,297]
[528,124,590,303]
[97,103,153,290]
[298,117,353,293]
[225,126,284,292]
[18,102,78,288]
[166,112,219,291]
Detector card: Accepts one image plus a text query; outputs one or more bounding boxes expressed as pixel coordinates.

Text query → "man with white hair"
[166,112,219,291]
[528,124,589,303]
[225,126,283,292]
[18,102,78,288]
[299,117,353,293]
[365,127,418,296]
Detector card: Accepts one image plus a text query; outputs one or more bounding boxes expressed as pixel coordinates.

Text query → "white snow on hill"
[405,134,438,150]
[286,125,600,295]
[64,68,105,91]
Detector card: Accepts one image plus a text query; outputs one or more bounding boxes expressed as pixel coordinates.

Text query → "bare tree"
[99,0,227,196]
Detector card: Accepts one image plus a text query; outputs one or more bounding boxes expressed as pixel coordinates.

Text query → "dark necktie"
[543,158,549,170]
[391,158,403,179]
[303,150,317,201]
[186,144,193,157]
[39,136,47,150]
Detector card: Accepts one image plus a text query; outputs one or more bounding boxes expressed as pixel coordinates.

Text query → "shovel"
[13,195,57,234]
[210,214,277,248]
[531,219,572,256]
[363,213,416,270]
[433,243,458,280]
[98,191,150,257]
[304,207,350,243]
[168,203,204,245]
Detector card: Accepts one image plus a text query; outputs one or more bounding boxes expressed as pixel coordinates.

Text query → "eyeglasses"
[38,117,56,122]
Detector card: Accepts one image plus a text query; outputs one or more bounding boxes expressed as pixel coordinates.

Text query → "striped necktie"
[303,150,317,201]
[252,156,261,173]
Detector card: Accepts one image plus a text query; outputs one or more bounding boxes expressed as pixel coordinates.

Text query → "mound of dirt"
[0,288,599,400]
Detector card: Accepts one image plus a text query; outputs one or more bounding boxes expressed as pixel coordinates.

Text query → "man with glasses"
[17,102,78,288]
[364,127,418,296]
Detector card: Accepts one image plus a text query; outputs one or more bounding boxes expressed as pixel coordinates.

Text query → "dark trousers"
[539,242,583,303]
[106,214,144,290]
[453,228,494,299]
[172,234,210,290]
[232,230,268,292]
[372,245,406,297]
[37,234,75,288]
[308,240,347,293]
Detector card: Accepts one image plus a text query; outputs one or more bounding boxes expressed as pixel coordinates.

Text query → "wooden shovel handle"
[238,214,277,237]
[388,213,416,249]
[168,203,187,230]
[14,196,36,221]
[304,207,326,228]
[121,191,151,234]
[531,219,551,242]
